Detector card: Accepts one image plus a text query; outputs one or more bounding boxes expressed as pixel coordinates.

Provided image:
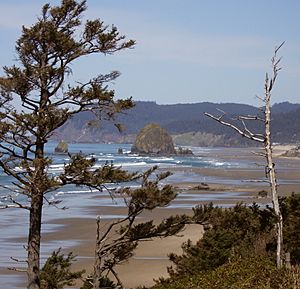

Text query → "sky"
[0,0,299,106]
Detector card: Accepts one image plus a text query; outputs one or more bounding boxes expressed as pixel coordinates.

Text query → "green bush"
[165,194,300,281]
[40,249,84,289]
[153,256,296,289]
[167,203,275,279]
[281,193,300,264]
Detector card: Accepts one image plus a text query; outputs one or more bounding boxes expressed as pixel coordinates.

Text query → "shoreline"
[41,150,300,288]
[2,146,300,288]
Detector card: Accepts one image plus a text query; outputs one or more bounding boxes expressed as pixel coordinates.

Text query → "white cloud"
[84,5,276,71]
[134,31,273,70]
[0,2,280,71]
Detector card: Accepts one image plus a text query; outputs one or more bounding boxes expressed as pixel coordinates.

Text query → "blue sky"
[0,0,299,105]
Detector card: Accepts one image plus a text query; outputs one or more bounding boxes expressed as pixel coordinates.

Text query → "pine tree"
[0,1,135,288]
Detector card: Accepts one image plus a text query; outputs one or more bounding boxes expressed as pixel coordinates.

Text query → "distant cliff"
[52,101,300,146]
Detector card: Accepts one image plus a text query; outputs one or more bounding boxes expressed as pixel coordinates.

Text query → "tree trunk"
[27,193,43,289]
[93,252,102,289]
[204,43,285,268]
[93,218,102,289]
[265,96,283,268]
[27,137,45,289]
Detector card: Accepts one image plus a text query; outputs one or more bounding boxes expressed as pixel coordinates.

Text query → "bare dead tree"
[205,42,285,268]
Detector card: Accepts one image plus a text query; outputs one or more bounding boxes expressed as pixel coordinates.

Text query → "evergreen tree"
[0,1,135,288]
[90,168,188,288]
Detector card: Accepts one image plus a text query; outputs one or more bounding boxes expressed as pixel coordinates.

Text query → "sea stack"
[54,140,69,154]
[131,123,176,155]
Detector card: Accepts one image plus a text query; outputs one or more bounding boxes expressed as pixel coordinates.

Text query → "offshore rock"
[282,146,300,158]
[131,123,176,155]
[54,140,68,154]
[176,146,193,155]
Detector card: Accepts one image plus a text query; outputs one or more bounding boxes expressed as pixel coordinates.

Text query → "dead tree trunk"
[205,42,285,267]
[264,51,284,267]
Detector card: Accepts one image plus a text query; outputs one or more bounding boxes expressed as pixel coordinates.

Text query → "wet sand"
[42,146,300,288]
[3,145,300,288]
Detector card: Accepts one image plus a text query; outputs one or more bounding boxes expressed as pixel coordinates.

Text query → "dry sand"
[43,208,203,288]
[4,146,300,288]
[40,146,300,288]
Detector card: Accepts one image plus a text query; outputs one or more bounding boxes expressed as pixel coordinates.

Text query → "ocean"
[0,142,254,288]
[0,142,249,205]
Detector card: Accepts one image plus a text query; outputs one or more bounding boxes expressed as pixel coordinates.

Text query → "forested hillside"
[53,101,300,146]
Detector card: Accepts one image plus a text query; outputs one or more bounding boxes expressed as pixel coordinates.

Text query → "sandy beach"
[2,145,300,288]
[44,146,300,288]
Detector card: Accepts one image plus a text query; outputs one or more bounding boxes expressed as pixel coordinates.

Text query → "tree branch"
[204,112,265,143]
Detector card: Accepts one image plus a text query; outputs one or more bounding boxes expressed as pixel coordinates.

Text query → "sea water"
[0,142,247,205]
[0,142,252,288]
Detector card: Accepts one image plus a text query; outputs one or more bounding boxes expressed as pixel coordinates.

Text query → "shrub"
[40,249,84,289]
[281,193,300,264]
[153,256,296,289]
[167,203,275,279]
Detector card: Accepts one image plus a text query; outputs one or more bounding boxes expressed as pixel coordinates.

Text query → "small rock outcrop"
[282,146,300,158]
[176,146,193,155]
[131,123,176,155]
[54,140,68,154]
[257,190,268,198]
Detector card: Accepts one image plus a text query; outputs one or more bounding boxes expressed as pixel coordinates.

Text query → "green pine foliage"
[152,256,296,289]
[89,167,190,288]
[40,249,84,289]
[154,194,300,289]
[167,203,275,279]
[281,193,300,264]
[0,1,135,287]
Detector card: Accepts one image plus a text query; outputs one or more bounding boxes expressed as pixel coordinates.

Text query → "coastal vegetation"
[205,43,284,267]
[152,256,298,289]
[151,195,300,289]
[40,195,300,288]
[0,0,136,288]
[39,167,189,289]
[0,1,299,289]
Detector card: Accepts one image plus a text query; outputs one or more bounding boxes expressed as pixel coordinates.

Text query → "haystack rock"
[54,140,68,154]
[131,123,176,155]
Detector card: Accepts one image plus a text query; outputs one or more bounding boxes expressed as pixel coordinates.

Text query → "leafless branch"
[205,42,285,267]
[10,257,28,263]
[242,179,271,184]
[8,267,27,272]
[204,112,265,143]
[43,195,67,210]
[255,94,265,102]
[235,115,265,122]
[109,267,123,288]
[7,195,30,210]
